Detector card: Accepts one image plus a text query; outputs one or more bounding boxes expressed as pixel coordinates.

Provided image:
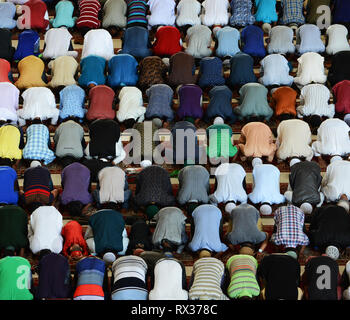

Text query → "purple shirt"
[60,162,93,205]
[176,84,203,120]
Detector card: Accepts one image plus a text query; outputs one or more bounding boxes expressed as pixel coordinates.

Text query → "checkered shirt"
[280,0,305,25]
[271,204,310,248]
[23,124,56,165]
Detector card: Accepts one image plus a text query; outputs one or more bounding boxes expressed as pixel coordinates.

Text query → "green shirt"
[206,124,238,158]
[0,205,28,250]
[0,257,33,300]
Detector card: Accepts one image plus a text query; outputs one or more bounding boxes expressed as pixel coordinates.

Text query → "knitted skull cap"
[300,202,313,214]
[199,250,211,258]
[325,246,339,260]
[103,252,116,264]
[252,157,263,167]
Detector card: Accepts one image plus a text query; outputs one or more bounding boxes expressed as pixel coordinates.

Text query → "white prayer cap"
[260,204,272,215]
[262,23,272,34]
[30,160,41,168]
[325,246,339,260]
[225,202,236,214]
[252,157,263,167]
[103,252,116,264]
[300,202,313,214]
[338,199,350,213]
[140,160,152,168]
[290,158,301,167]
[330,155,342,163]
[213,116,224,125]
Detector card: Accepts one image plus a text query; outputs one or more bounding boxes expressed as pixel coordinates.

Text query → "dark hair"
[60,156,76,169]
[307,115,322,132]
[39,249,52,260]
[66,201,84,217]
[26,201,43,214]
[0,158,13,167]
[32,118,43,124]
[279,113,294,121]
[124,118,136,129]
[100,201,121,211]
[3,248,15,257]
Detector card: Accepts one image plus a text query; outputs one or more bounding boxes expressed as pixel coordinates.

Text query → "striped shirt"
[226,254,260,299]
[76,0,101,29]
[189,257,229,300]
[126,0,148,28]
[271,205,310,248]
[111,256,148,300]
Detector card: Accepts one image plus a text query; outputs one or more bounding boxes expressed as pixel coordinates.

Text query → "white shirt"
[176,0,201,27]
[42,27,78,59]
[296,24,325,55]
[267,25,295,55]
[201,0,229,26]
[248,163,285,205]
[297,84,335,118]
[28,206,63,254]
[149,259,188,300]
[258,54,293,87]
[312,118,350,157]
[294,52,327,86]
[276,119,314,161]
[17,87,59,125]
[81,29,115,61]
[98,166,126,204]
[0,82,19,123]
[210,163,248,204]
[147,0,176,27]
[117,86,146,122]
[185,24,212,58]
[326,24,350,55]
[322,159,350,202]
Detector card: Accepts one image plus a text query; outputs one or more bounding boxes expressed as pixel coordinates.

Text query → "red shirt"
[19,0,49,30]
[61,220,89,257]
[86,85,115,121]
[0,59,11,83]
[152,26,182,56]
[332,80,350,114]
[76,0,101,29]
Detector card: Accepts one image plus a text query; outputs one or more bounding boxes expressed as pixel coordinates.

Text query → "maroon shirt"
[86,85,115,121]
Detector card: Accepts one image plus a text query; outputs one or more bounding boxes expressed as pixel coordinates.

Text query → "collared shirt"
[280,0,305,25]
[271,205,310,248]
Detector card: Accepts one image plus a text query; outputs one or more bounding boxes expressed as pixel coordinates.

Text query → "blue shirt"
[78,55,106,88]
[241,25,266,57]
[228,52,257,86]
[254,0,278,23]
[107,54,138,88]
[229,0,255,26]
[215,26,241,58]
[119,26,152,59]
[0,166,18,205]
[13,30,40,62]
[280,0,305,25]
[145,84,174,122]
[50,0,77,28]
[0,2,16,29]
[59,85,86,120]
[197,57,225,89]
[333,0,350,24]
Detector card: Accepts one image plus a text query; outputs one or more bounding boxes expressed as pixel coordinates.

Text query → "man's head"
[239,245,254,256]
[252,157,263,168]
[289,158,301,167]
[30,160,42,168]
[325,245,339,260]
[199,249,211,258]
[225,201,236,214]
[285,247,298,259]
[66,201,84,217]
[145,204,159,219]
[69,244,83,260]
[103,251,117,264]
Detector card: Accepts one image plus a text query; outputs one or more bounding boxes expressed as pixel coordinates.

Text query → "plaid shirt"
[280,0,305,25]
[271,205,309,248]
[23,124,55,165]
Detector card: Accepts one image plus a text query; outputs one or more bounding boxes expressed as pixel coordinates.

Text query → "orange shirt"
[0,59,11,83]
[271,86,297,116]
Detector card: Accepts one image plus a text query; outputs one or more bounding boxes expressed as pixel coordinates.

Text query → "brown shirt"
[271,87,297,117]
[167,52,197,87]
[138,56,168,91]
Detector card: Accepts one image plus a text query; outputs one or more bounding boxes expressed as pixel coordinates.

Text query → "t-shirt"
[86,85,115,121]
[257,254,300,300]
[241,24,266,57]
[333,0,350,24]
[229,0,255,26]
[254,0,278,23]
[258,54,293,86]
[13,30,40,61]
[185,24,212,59]
[125,0,148,28]
[176,0,201,27]
[147,0,176,27]
[294,52,327,86]
[138,56,168,91]
[327,51,350,87]
[201,0,230,26]
[271,86,297,116]
[215,26,240,58]
[227,52,257,86]
[0,257,33,300]
[81,29,114,61]
[117,86,145,123]
[296,24,325,55]
[326,24,350,56]
[102,0,127,28]
[332,80,350,114]
[58,85,86,120]
[267,25,295,54]
[76,0,101,29]
[51,0,77,28]
[0,82,19,122]
[0,124,23,161]
[48,55,78,88]
[0,166,18,205]
[168,52,196,87]
[176,84,203,120]
[197,57,225,88]
[152,26,182,57]
[145,84,174,122]
[0,2,17,29]
[0,205,28,250]
[78,55,107,87]
[17,0,49,30]
[107,54,138,88]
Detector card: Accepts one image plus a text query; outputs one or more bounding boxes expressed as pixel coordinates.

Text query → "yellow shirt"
[15,55,47,90]
[0,125,22,160]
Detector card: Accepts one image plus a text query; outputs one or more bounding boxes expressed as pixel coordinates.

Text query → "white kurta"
[176,0,201,26]
[201,0,229,26]
[294,52,327,86]
[42,27,78,59]
[147,0,176,27]
[312,118,350,157]
[326,24,350,55]
[297,84,335,118]
[210,163,248,204]
[149,259,188,300]
[81,29,115,61]
[48,55,78,88]
[98,166,125,203]
[17,87,59,126]
[116,86,146,122]
[28,206,63,254]
[276,119,314,161]
[248,164,285,205]
[322,159,350,202]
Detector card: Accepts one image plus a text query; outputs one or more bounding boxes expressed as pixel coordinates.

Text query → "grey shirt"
[54,120,85,159]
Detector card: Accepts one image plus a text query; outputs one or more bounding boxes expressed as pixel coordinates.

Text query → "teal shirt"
[89,209,125,255]
[206,124,238,158]
[50,0,77,28]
